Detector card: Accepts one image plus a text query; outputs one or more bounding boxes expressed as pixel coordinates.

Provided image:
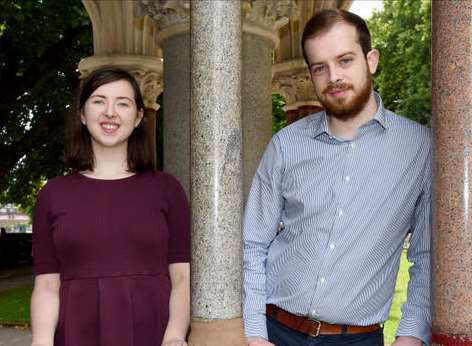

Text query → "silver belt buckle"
[309,319,321,337]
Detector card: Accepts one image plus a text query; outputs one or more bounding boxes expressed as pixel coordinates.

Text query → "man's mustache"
[323,82,354,94]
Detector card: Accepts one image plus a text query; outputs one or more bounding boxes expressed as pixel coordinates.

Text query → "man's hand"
[392,336,423,346]
[247,336,275,346]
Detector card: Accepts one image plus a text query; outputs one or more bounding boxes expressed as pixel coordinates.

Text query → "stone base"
[432,333,472,345]
[188,318,246,346]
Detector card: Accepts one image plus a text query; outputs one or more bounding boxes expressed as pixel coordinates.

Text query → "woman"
[30,67,190,346]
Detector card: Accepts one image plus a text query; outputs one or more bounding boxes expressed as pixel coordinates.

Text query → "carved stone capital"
[272,58,321,111]
[78,55,164,110]
[135,0,190,44]
[242,0,299,47]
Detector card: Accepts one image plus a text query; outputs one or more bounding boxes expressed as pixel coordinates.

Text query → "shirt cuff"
[243,313,268,340]
[396,317,431,345]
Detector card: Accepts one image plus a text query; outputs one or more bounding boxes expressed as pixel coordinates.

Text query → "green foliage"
[0,286,32,325]
[0,0,93,214]
[368,0,431,126]
[272,93,287,134]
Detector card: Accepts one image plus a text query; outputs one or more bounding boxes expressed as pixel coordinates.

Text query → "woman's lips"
[100,122,120,134]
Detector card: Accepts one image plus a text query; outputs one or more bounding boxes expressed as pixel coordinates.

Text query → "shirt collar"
[309,92,388,139]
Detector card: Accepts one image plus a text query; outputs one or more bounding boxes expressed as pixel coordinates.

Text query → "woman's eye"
[92,99,104,104]
[117,102,130,107]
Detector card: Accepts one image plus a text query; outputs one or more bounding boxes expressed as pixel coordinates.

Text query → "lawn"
[384,250,411,344]
[0,286,31,326]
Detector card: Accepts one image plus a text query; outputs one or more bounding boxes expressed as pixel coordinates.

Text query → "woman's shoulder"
[35,173,80,202]
[41,173,80,191]
[142,170,186,195]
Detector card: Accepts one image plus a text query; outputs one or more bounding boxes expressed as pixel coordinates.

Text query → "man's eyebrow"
[309,51,357,68]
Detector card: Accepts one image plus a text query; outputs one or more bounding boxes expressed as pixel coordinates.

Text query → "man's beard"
[317,68,373,121]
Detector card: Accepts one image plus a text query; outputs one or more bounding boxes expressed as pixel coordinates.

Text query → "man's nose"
[327,66,341,83]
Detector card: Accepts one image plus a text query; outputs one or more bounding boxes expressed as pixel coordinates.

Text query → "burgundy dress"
[33,171,190,346]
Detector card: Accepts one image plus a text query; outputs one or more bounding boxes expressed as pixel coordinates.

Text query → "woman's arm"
[30,273,60,346]
[162,262,190,346]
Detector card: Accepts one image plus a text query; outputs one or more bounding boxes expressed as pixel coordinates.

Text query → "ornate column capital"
[78,55,164,110]
[134,0,190,45]
[242,0,300,48]
[272,58,321,111]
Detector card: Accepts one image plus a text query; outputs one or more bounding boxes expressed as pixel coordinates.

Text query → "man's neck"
[327,93,378,140]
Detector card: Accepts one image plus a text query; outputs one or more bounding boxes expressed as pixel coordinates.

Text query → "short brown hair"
[301,9,372,65]
[65,67,154,172]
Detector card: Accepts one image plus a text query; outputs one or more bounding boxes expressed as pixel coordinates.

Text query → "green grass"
[0,286,32,325]
[384,250,411,344]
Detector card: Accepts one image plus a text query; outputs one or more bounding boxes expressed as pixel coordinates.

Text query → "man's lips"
[327,89,349,97]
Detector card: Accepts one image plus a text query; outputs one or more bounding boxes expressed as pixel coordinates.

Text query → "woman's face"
[81,79,143,152]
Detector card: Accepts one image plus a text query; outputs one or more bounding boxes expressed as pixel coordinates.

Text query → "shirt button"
[311,309,317,316]
[320,277,325,283]
[338,209,343,216]
[329,243,335,250]
[344,176,350,182]
[350,142,356,148]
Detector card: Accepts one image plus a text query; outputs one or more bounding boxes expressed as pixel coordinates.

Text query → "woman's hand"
[161,337,187,346]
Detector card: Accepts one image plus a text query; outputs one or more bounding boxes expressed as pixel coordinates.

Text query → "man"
[242,9,431,346]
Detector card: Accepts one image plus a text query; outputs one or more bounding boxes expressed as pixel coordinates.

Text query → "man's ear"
[366,49,380,74]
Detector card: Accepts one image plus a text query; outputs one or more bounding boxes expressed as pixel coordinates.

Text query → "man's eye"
[340,58,353,65]
[312,66,325,75]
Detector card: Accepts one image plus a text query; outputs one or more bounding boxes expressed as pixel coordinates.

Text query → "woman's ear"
[135,109,144,127]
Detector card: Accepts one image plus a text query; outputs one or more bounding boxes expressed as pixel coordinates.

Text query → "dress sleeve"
[32,184,60,275]
[165,175,191,264]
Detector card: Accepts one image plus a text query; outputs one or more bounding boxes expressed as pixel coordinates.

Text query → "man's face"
[304,22,379,120]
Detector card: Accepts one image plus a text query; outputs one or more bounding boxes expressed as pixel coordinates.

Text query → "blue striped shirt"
[242,94,431,344]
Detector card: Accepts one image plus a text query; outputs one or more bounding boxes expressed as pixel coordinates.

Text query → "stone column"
[431,1,472,345]
[135,0,191,195]
[189,1,244,345]
[241,0,299,200]
[137,0,299,200]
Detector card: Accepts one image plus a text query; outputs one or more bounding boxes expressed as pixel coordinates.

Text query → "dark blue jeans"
[267,316,384,346]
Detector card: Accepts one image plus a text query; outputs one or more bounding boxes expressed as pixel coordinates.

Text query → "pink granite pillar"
[432,1,472,345]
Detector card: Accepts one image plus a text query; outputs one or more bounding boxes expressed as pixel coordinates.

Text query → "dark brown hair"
[65,66,154,172]
[301,9,372,65]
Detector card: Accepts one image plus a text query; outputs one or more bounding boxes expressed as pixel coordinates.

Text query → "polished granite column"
[188,1,245,345]
[135,0,191,195]
[432,1,472,345]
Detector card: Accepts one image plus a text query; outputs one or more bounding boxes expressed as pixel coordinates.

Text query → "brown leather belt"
[266,304,381,337]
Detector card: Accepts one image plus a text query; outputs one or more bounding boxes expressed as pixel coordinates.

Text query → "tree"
[0,0,92,214]
[272,94,287,134]
[368,0,431,126]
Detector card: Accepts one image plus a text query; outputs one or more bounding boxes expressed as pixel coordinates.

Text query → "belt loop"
[341,325,348,334]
